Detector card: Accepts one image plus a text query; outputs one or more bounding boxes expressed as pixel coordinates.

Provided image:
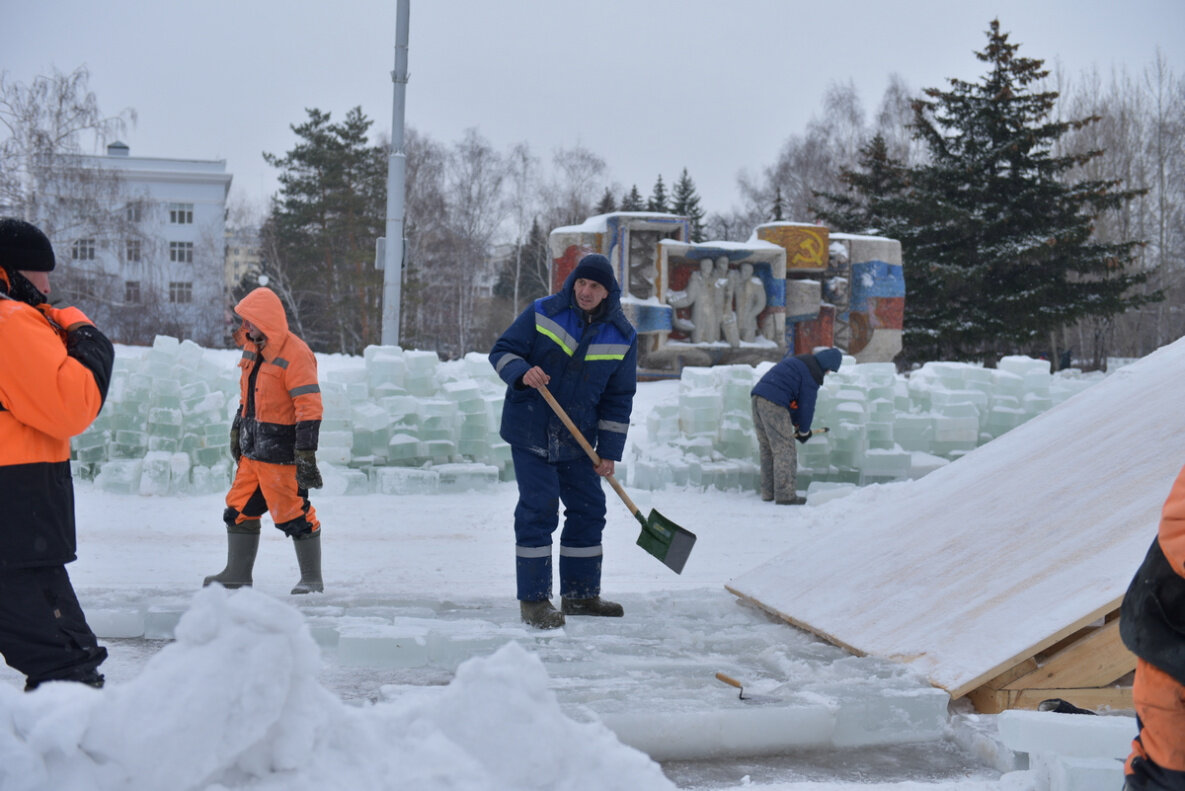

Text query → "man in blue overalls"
[490,253,637,629]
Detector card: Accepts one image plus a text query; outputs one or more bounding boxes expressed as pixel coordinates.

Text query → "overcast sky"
[4,0,1183,221]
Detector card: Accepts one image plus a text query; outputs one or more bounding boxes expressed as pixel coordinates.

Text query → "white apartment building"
[225,226,262,291]
[55,141,233,346]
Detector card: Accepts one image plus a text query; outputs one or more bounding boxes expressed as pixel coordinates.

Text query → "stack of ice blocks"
[627,354,1109,494]
[72,336,1110,498]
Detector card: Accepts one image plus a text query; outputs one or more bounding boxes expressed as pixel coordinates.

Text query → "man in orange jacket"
[0,218,114,691]
[204,286,325,594]
[1121,463,1185,790]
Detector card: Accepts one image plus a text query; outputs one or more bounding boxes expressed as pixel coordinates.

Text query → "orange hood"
[234,287,290,350]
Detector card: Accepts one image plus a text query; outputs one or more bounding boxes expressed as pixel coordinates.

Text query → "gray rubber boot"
[290,532,324,594]
[203,521,260,589]
[520,600,565,629]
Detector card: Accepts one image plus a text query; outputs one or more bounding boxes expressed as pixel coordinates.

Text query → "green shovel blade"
[635,508,696,574]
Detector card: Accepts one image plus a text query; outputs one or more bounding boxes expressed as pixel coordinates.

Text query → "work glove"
[295,449,323,490]
[230,425,241,463]
[795,430,813,445]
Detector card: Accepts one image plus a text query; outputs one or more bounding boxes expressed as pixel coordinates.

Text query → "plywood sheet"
[727,341,1185,698]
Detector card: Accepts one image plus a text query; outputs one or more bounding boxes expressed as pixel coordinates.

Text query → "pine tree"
[811,134,910,234]
[595,187,617,215]
[895,20,1155,363]
[647,175,668,212]
[620,185,645,211]
[670,167,706,241]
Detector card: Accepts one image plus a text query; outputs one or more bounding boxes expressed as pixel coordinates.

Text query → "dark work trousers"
[511,446,607,602]
[0,565,107,688]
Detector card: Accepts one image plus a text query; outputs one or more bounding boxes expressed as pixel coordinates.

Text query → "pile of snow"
[0,587,672,791]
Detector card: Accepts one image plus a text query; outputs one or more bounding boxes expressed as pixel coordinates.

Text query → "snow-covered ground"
[2,340,1165,790]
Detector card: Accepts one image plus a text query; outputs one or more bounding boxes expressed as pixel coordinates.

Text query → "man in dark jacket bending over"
[490,254,637,629]
[750,347,842,505]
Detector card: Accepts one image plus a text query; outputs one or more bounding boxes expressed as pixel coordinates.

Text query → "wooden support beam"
[965,685,1133,714]
[1003,619,1135,690]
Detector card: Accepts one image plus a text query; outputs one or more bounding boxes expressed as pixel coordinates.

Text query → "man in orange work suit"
[0,218,114,690]
[204,286,325,594]
[1120,462,1185,790]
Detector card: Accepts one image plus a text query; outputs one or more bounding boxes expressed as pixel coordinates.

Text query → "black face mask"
[0,268,49,308]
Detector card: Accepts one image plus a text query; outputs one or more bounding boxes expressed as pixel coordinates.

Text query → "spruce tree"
[671,167,706,241]
[520,217,552,301]
[647,175,668,212]
[595,187,617,215]
[897,19,1154,363]
[263,106,386,354]
[494,217,551,307]
[812,134,910,235]
[620,185,645,211]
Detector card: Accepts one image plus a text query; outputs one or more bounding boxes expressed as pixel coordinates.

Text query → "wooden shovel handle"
[715,672,743,690]
[537,384,642,517]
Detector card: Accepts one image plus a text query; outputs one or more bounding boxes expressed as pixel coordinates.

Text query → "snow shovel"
[714,672,781,705]
[537,385,696,574]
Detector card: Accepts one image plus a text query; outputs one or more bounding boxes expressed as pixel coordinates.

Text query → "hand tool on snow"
[714,672,781,704]
[538,384,696,574]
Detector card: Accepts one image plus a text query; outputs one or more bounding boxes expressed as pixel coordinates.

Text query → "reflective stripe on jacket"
[489,270,637,463]
[233,288,322,463]
[0,297,112,568]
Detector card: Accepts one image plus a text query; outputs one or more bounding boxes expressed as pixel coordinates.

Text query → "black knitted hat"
[0,218,56,273]
[571,253,615,292]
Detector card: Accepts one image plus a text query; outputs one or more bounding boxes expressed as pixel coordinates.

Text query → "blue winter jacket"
[489,270,638,463]
[750,353,828,432]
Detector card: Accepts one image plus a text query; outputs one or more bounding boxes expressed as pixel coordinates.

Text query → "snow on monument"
[548,212,905,376]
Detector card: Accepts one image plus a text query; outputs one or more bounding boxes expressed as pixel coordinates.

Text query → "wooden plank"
[964,685,1133,714]
[724,585,868,658]
[965,686,1011,714]
[980,658,1039,690]
[1003,618,1135,690]
[1009,687,1133,712]
[725,345,1183,700]
[939,596,1123,699]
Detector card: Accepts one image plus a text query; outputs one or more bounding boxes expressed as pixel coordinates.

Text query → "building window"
[169,282,193,303]
[168,203,194,224]
[73,275,99,299]
[169,241,194,263]
[72,238,96,260]
[125,280,141,303]
[126,239,141,262]
[126,203,142,222]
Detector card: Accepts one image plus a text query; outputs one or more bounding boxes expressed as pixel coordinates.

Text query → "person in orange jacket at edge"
[1120,462,1185,790]
[0,218,114,691]
[204,286,325,594]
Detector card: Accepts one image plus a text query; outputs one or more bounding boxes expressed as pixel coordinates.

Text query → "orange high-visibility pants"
[1125,658,1185,789]
[225,457,319,537]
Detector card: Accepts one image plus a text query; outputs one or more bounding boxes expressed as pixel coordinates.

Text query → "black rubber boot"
[290,532,324,594]
[520,599,565,629]
[203,521,260,588]
[562,597,624,617]
[26,668,104,692]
